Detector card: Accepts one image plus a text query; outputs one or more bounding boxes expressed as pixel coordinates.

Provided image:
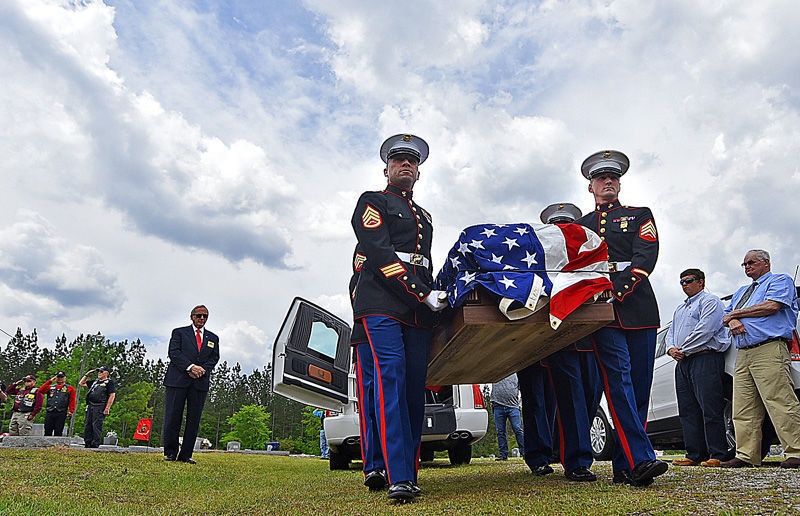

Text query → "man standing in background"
[39,371,77,436]
[721,250,800,469]
[163,305,220,464]
[79,366,115,447]
[666,268,730,468]
[6,375,44,436]
[491,374,525,461]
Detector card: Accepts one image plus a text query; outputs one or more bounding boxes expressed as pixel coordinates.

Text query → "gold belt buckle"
[409,253,424,265]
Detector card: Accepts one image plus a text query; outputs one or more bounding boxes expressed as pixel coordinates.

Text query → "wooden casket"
[426,287,614,385]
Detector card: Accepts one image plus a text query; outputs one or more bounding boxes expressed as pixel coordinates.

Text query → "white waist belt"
[396,252,430,268]
[608,261,632,273]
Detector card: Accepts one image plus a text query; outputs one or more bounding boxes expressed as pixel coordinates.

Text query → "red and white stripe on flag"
[534,223,612,328]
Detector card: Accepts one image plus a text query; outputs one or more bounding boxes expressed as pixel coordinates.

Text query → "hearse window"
[308,320,338,362]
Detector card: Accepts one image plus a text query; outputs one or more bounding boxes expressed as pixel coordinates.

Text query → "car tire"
[591,409,615,461]
[420,448,435,463]
[724,398,775,460]
[448,443,472,465]
[723,398,736,460]
[329,449,350,470]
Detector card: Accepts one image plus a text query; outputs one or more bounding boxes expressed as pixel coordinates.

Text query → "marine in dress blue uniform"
[517,361,556,474]
[539,203,603,482]
[510,204,591,477]
[351,134,446,501]
[574,150,668,486]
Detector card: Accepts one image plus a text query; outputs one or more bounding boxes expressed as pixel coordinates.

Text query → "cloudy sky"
[2,0,799,374]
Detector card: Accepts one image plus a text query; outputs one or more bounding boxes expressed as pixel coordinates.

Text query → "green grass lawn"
[0,448,797,515]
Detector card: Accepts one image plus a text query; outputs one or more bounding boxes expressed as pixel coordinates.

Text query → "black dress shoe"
[178,458,197,464]
[565,466,597,482]
[410,483,422,497]
[387,481,415,502]
[164,455,177,461]
[531,464,554,476]
[629,459,667,486]
[364,469,388,491]
[612,470,653,486]
[612,470,630,484]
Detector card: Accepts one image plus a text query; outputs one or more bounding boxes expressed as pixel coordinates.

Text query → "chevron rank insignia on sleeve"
[380,262,406,278]
[353,253,366,272]
[362,204,382,228]
[639,219,657,242]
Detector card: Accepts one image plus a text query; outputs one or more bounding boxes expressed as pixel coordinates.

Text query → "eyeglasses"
[679,278,697,285]
[192,313,208,319]
[741,260,762,268]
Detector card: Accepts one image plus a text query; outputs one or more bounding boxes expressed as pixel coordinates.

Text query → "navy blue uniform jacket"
[163,325,220,391]
[576,200,660,329]
[351,184,435,328]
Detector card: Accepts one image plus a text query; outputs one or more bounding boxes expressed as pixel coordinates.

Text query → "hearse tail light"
[472,384,485,409]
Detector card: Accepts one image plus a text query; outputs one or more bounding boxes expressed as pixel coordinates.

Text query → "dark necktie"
[196,329,202,352]
[734,281,758,310]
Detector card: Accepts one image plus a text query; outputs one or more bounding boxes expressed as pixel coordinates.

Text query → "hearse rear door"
[271,297,352,410]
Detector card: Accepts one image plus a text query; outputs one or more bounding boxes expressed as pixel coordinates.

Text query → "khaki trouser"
[733,339,800,464]
[9,411,34,436]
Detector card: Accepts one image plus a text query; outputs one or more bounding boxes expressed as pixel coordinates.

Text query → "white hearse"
[271,297,488,469]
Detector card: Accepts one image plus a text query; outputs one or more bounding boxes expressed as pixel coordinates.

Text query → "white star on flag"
[469,239,485,250]
[480,228,497,238]
[499,275,516,289]
[502,237,519,250]
[458,242,471,255]
[514,226,529,236]
[459,271,476,284]
[491,253,504,264]
[450,256,462,269]
[521,251,538,268]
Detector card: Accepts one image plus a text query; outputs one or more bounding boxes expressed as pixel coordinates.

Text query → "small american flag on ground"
[435,222,612,329]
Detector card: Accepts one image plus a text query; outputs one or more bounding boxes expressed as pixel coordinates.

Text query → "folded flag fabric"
[435,222,612,329]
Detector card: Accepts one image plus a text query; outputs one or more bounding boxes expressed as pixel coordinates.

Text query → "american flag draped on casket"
[435,223,612,329]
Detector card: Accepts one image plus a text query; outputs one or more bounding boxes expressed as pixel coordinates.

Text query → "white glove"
[424,290,448,312]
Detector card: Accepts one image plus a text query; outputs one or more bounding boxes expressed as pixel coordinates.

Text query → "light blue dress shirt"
[665,289,730,355]
[724,272,800,349]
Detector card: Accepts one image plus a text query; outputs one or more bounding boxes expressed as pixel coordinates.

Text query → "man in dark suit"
[163,304,220,464]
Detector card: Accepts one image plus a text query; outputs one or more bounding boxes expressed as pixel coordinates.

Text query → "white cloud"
[0,210,123,317]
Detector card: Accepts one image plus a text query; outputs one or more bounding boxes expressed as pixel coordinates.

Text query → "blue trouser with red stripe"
[363,316,429,485]
[517,361,555,470]
[592,327,657,472]
[355,342,385,474]
[547,345,601,474]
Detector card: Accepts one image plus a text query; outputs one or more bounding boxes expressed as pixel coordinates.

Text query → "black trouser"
[84,403,106,448]
[44,410,68,436]
[675,351,728,461]
[164,386,208,460]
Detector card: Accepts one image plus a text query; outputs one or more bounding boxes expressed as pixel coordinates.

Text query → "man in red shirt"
[39,372,77,436]
[6,375,44,435]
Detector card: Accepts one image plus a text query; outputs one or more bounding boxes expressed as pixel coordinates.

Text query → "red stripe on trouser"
[592,339,636,470]
[354,348,369,475]
[363,319,392,483]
